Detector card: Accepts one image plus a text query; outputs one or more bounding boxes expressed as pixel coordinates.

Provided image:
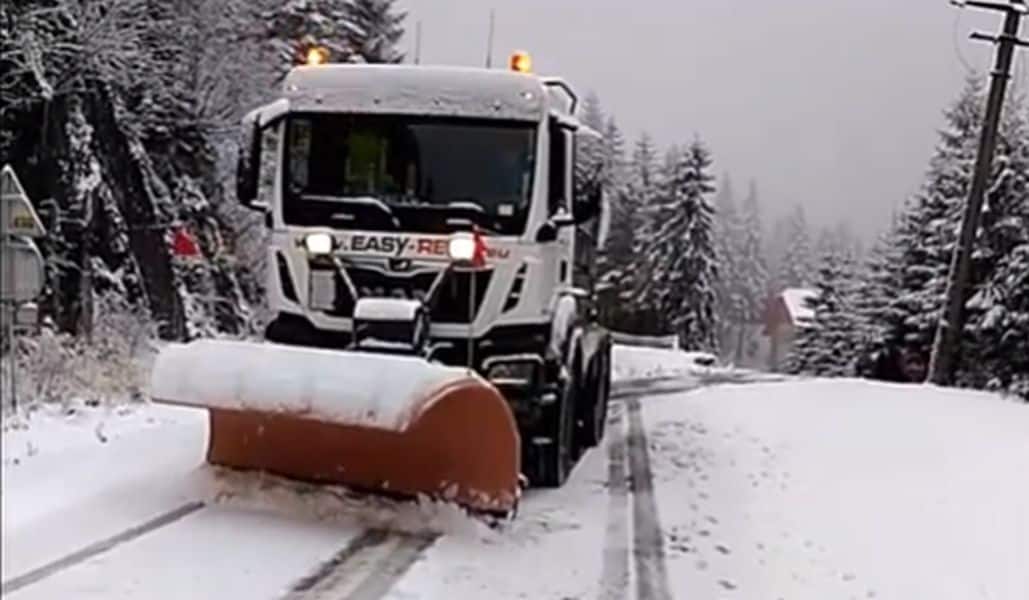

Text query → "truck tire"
[265,315,308,346]
[528,364,578,488]
[576,344,610,449]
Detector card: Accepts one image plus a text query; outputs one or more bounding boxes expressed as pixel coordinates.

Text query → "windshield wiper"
[300,194,401,229]
[446,201,487,213]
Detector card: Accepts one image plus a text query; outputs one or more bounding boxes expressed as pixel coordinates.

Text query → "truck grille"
[311,265,492,325]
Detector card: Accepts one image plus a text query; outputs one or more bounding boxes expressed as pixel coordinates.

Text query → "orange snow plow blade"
[150,340,521,515]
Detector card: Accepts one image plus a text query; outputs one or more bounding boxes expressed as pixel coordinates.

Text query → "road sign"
[1,165,46,238]
[1,237,46,302]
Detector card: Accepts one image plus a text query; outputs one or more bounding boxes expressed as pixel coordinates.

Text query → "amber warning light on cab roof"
[509,50,532,73]
[305,45,330,66]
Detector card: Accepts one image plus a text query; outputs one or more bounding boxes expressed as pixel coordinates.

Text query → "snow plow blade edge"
[149,340,521,516]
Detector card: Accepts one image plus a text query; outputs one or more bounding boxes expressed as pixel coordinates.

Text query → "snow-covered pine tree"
[642,138,721,351]
[895,78,985,369]
[783,248,859,377]
[776,204,816,290]
[970,244,1029,399]
[597,118,635,324]
[260,0,357,71]
[814,221,860,263]
[851,220,908,378]
[0,0,288,340]
[611,132,661,332]
[632,143,685,332]
[630,132,658,190]
[734,180,770,359]
[868,76,1025,387]
[712,173,744,351]
[344,0,406,63]
[580,91,605,133]
[603,117,626,185]
[962,94,1029,399]
[765,213,791,290]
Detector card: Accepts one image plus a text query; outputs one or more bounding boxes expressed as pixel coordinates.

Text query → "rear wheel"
[528,366,578,488]
[577,344,610,449]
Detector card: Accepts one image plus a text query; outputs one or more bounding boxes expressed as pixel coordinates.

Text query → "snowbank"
[641,378,1029,599]
[612,344,724,382]
[150,339,477,430]
[2,399,162,468]
[201,466,490,539]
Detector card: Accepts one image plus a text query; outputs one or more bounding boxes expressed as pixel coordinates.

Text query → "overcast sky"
[396,0,1028,237]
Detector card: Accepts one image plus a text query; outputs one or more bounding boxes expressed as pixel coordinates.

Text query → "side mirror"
[535,208,576,243]
[236,99,289,212]
[236,115,263,210]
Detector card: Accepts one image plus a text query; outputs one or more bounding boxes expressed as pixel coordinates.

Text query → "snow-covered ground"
[642,379,1029,600]
[3,346,1026,599]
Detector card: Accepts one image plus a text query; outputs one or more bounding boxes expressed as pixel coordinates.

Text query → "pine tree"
[776,204,815,290]
[962,95,1029,398]
[735,180,770,354]
[597,119,632,295]
[630,132,657,190]
[815,221,860,263]
[859,77,1026,389]
[581,91,605,133]
[603,117,626,186]
[852,221,908,377]
[712,173,743,352]
[633,144,684,330]
[261,0,357,70]
[783,249,859,377]
[344,0,406,63]
[641,138,721,351]
[613,132,660,331]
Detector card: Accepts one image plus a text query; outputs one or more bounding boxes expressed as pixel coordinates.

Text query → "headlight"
[304,233,333,255]
[448,232,476,262]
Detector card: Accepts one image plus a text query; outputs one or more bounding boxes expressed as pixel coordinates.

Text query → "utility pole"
[414,20,422,65]
[928,0,1028,385]
[485,9,496,68]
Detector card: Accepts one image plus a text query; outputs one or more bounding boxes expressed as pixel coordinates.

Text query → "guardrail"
[609,331,680,350]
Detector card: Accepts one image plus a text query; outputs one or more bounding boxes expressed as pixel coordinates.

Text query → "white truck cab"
[235,51,612,487]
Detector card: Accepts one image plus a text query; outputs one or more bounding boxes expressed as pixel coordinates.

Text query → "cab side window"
[548,120,570,215]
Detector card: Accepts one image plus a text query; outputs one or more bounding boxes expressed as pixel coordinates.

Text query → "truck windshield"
[282,113,537,235]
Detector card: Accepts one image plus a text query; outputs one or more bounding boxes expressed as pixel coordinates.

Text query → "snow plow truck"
[149,50,612,519]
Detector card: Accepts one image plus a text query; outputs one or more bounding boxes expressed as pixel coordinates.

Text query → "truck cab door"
[538,118,576,288]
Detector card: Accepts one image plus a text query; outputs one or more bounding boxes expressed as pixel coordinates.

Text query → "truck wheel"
[577,345,610,449]
[265,316,306,346]
[530,367,578,488]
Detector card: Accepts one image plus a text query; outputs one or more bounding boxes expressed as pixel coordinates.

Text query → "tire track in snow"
[282,529,439,600]
[599,403,630,600]
[283,529,390,596]
[626,397,673,600]
[0,501,206,595]
[341,532,439,600]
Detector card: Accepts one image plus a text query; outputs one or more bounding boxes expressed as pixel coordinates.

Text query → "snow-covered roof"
[282,64,550,121]
[781,287,817,325]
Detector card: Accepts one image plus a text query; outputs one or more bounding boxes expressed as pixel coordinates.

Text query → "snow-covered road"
[3,347,1027,599]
